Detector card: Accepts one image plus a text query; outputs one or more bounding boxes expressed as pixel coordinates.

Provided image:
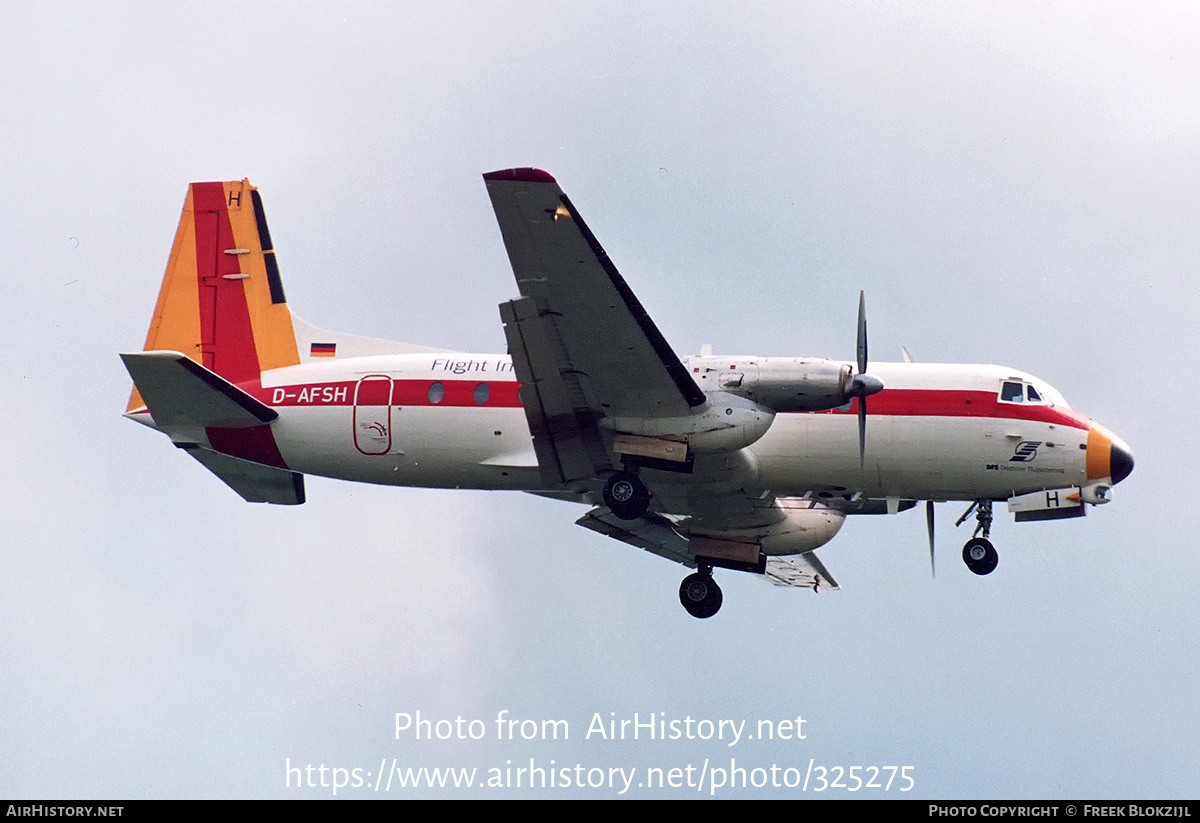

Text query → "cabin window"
[1000,381,1024,403]
[427,381,445,404]
[474,382,490,405]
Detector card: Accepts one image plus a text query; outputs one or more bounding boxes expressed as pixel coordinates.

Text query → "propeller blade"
[926,500,936,578]
[850,290,883,470]
[857,290,868,375]
[858,397,867,470]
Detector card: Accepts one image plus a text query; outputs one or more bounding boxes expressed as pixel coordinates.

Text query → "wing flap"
[500,296,611,485]
[576,508,694,567]
[765,554,840,591]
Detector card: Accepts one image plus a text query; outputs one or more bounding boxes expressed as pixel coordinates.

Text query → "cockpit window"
[1000,379,1053,406]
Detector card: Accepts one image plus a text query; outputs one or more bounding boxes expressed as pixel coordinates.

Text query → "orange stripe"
[1086,426,1112,480]
[127,186,203,412]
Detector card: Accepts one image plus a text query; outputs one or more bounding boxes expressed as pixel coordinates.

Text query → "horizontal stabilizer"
[121,351,276,429]
[182,446,305,505]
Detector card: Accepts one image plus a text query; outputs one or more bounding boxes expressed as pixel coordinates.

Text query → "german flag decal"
[310,342,337,357]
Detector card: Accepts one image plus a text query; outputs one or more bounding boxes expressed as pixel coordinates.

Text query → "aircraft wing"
[487,170,841,595]
[486,168,707,487]
[485,168,705,421]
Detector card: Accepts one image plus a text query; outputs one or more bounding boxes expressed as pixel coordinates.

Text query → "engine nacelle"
[759,502,846,555]
[604,391,775,454]
[691,501,846,557]
[688,356,854,413]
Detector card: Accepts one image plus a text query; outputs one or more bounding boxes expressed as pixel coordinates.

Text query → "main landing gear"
[603,469,650,520]
[957,500,999,575]
[679,562,722,619]
[601,466,724,618]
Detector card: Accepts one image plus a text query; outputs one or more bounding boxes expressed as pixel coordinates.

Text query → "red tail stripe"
[206,425,289,468]
[193,182,261,386]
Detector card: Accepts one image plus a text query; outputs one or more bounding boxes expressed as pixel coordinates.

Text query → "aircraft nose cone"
[1110,437,1134,485]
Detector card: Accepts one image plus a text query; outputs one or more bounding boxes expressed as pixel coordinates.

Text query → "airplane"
[122,169,1134,618]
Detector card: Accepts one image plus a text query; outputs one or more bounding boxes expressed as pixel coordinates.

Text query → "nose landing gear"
[962,537,998,575]
[957,499,999,575]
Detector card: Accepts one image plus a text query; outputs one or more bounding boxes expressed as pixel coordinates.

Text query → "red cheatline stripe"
[238,380,1092,428]
[831,389,1092,430]
[253,378,524,408]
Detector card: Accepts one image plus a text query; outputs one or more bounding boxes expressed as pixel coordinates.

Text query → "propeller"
[926,500,936,578]
[848,291,884,469]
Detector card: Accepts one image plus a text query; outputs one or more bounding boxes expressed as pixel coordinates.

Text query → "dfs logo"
[1010,441,1043,463]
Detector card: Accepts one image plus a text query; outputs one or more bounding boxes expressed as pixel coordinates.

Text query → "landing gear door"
[1008,487,1086,522]
[353,375,393,455]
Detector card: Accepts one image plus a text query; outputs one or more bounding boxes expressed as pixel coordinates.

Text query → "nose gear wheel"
[958,500,998,575]
[962,537,998,575]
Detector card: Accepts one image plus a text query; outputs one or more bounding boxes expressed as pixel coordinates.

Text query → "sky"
[2,1,1197,799]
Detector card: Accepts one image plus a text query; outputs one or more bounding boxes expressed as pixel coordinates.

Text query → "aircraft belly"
[271,405,541,491]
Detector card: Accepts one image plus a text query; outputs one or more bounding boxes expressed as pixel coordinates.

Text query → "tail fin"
[128,180,300,412]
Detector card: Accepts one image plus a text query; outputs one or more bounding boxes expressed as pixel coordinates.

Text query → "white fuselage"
[188,352,1108,507]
